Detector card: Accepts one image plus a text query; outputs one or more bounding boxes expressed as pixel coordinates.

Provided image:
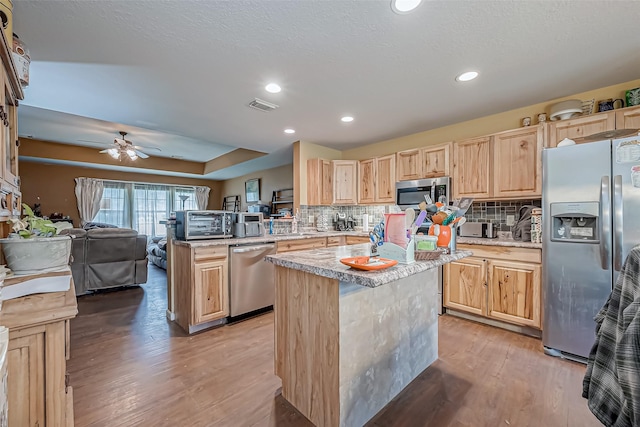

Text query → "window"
[95,181,209,237]
[94,182,129,228]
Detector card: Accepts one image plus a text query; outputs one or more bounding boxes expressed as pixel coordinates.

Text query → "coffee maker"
[346,216,356,231]
[334,212,347,231]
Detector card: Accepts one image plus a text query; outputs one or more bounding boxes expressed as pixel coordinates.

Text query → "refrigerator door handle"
[600,176,611,270]
[613,174,623,271]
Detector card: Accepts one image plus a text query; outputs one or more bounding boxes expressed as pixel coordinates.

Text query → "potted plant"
[0,204,72,275]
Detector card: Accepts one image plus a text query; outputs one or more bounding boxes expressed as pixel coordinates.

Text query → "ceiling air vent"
[248,98,279,112]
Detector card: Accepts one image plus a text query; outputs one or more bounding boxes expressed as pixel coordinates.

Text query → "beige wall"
[342,78,640,159]
[219,163,293,212]
[20,161,223,227]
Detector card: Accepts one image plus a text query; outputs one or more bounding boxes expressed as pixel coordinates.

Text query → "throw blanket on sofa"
[147,237,168,270]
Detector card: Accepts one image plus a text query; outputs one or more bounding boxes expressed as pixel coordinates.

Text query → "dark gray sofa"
[61,228,148,295]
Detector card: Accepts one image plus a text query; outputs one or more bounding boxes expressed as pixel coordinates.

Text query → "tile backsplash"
[464,200,541,231]
[264,200,541,234]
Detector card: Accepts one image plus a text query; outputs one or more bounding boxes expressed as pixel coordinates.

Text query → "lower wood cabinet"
[0,276,77,427]
[444,244,542,329]
[173,244,229,333]
[326,236,345,247]
[345,235,370,245]
[277,237,327,253]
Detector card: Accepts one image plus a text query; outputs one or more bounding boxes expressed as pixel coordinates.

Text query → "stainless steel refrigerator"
[542,136,640,361]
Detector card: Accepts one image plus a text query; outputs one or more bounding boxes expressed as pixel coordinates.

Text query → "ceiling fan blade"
[133,145,161,152]
[135,150,149,159]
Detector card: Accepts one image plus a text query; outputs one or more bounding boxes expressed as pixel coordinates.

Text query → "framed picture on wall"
[245,178,260,203]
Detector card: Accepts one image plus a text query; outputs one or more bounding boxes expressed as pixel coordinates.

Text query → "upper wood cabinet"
[307,158,333,206]
[421,142,451,178]
[615,105,640,130]
[492,126,543,199]
[452,136,492,199]
[396,142,451,182]
[547,111,615,147]
[358,154,395,204]
[332,160,358,205]
[396,149,421,181]
[2,74,18,189]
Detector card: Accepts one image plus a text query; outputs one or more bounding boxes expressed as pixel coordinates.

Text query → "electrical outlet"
[308,215,314,224]
[506,215,515,226]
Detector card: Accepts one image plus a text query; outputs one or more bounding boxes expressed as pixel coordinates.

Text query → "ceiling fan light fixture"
[107,148,120,159]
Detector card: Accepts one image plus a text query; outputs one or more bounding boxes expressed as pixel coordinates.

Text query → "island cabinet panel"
[547,112,614,148]
[452,136,492,199]
[487,260,541,329]
[357,159,376,204]
[277,237,326,253]
[492,126,543,199]
[275,267,340,427]
[307,158,333,206]
[421,142,451,178]
[193,261,228,324]
[615,105,640,130]
[332,160,358,205]
[444,258,487,316]
[396,149,421,181]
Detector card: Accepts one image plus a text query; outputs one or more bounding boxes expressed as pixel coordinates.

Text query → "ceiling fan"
[98,131,160,160]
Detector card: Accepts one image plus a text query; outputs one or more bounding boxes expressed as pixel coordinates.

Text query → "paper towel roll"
[363,214,369,232]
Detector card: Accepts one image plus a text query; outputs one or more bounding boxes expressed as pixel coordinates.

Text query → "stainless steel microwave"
[395,177,451,209]
[175,210,234,240]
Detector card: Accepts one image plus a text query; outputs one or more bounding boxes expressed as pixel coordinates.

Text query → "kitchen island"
[265,244,471,427]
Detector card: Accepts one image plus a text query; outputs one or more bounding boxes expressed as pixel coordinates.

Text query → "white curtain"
[195,186,211,210]
[74,177,104,226]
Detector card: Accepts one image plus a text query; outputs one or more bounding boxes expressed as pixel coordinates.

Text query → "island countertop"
[265,243,472,288]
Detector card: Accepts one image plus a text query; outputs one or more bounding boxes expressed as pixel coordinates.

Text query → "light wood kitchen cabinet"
[615,105,640,130]
[547,111,615,148]
[487,259,541,329]
[358,154,395,204]
[444,244,542,330]
[0,274,77,427]
[452,136,492,199]
[492,126,543,199]
[421,142,451,178]
[2,73,19,189]
[173,244,229,333]
[396,143,451,182]
[396,149,421,181]
[345,235,370,245]
[277,237,327,253]
[326,236,345,247]
[444,257,487,317]
[332,160,358,205]
[307,158,333,206]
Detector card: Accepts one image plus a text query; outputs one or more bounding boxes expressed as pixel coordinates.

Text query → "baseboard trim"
[445,309,542,339]
[188,317,227,334]
[165,309,176,321]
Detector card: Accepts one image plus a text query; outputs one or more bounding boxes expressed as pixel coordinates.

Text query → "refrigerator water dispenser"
[550,202,599,243]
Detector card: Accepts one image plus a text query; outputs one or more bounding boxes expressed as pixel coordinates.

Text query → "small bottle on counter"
[292,209,299,234]
[269,217,274,235]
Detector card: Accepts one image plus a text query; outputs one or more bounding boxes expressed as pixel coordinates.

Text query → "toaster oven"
[175,210,234,240]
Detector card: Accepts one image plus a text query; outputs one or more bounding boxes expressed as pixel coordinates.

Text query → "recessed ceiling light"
[391,0,422,14]
[284,128,295,134]
[265,83,281,93]
[456,71,479,82]
[341,116,354,123]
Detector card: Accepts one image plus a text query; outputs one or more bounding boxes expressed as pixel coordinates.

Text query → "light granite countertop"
[172,230,369,247]
[265,243,472,288]
[456,236,542,249]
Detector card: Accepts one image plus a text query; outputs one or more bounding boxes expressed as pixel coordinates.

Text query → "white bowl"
[549,99,583,121]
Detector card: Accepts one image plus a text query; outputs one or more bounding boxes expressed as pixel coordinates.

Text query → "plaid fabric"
[583,245,640,427]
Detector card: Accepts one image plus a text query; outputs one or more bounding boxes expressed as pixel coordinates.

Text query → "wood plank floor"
[69,264,600,427]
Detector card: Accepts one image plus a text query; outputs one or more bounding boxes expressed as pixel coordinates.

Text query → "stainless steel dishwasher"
[229,242,277,317]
